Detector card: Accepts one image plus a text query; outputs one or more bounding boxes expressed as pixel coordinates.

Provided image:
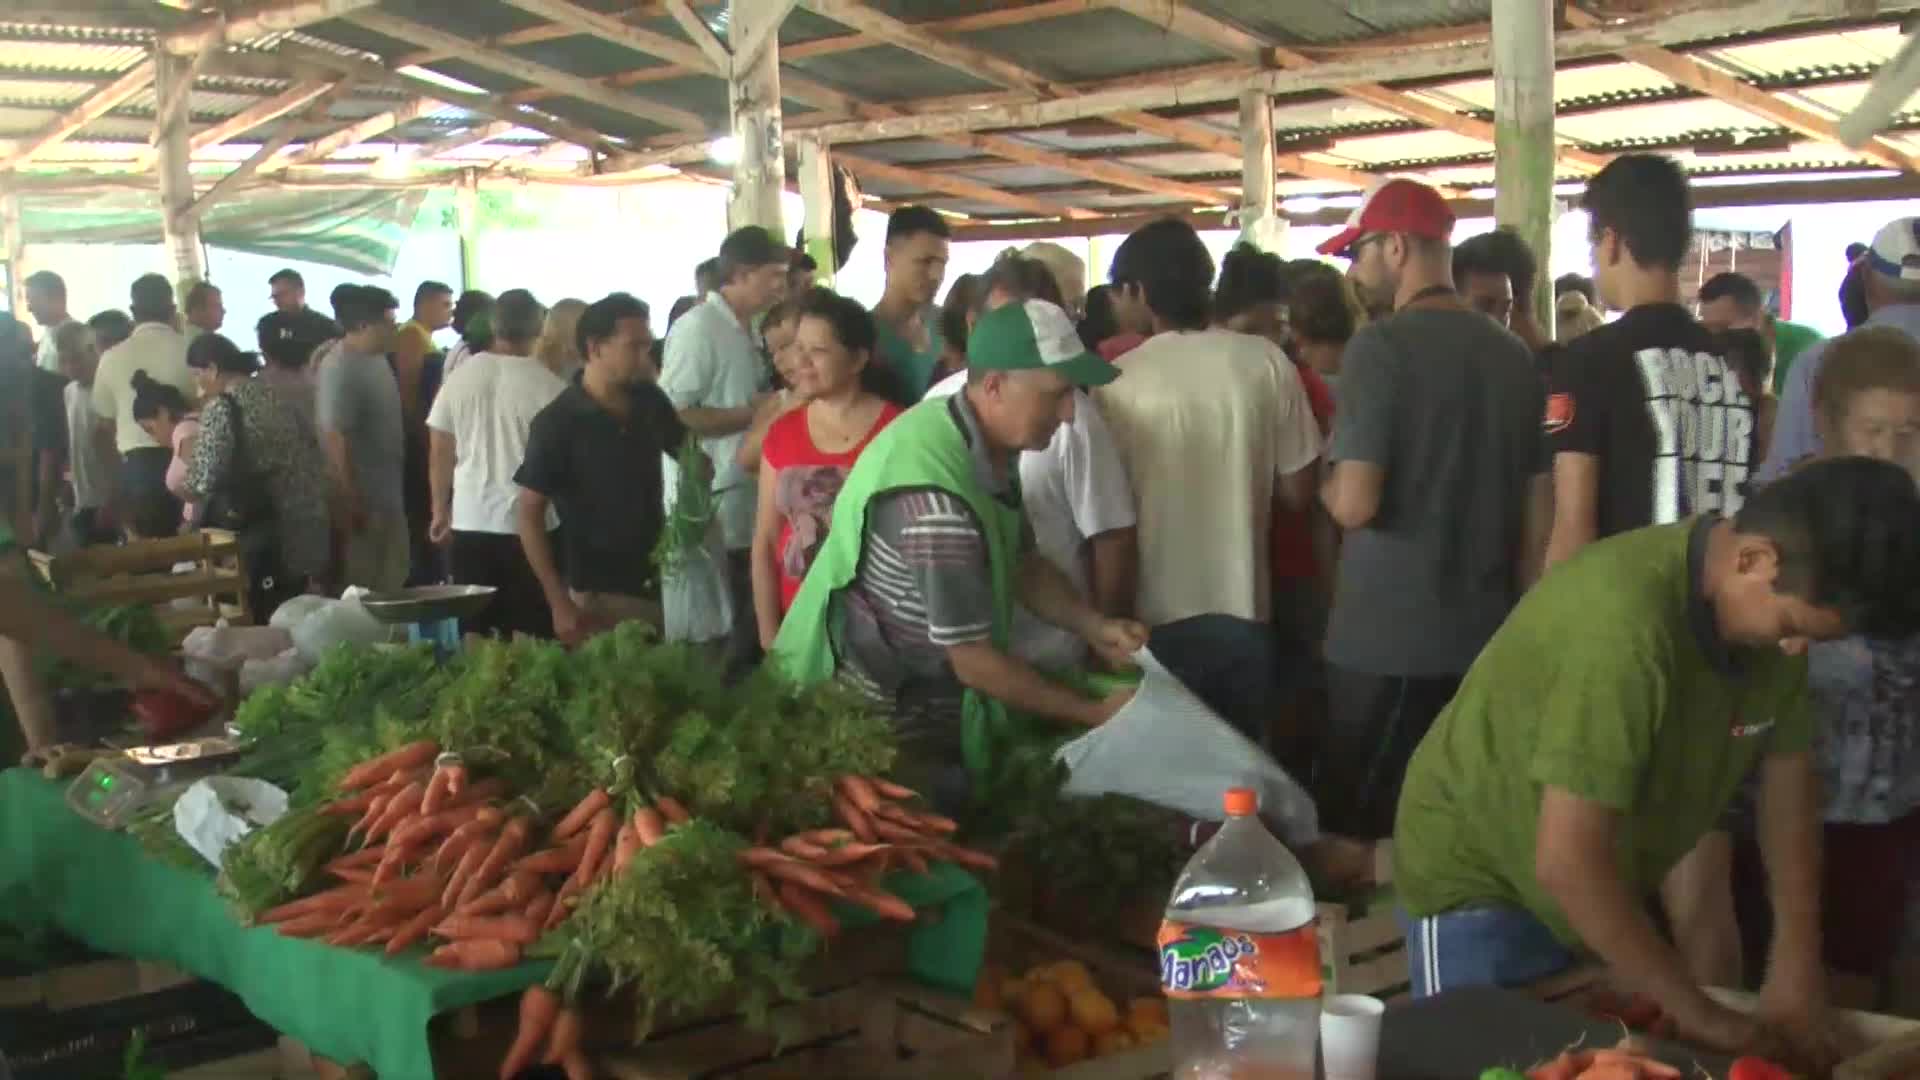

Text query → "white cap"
[1867,217,1920,281]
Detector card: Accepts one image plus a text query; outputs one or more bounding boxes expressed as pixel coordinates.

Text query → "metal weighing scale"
[359,584,498,657]
[65,735,249,829]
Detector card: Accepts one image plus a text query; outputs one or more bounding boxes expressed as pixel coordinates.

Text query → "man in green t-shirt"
[1395,457,1920,1068]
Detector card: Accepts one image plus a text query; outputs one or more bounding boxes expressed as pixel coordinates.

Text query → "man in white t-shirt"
[24,271,80,375]
[91,274,196,532]
[426,289,565,639]
[1095,219,1321,625]
[660,226,784,670]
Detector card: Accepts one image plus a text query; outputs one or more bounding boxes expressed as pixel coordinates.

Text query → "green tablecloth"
[0,769,988,1079]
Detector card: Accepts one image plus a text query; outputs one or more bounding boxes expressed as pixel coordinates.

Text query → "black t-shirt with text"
[514,379,688,598]
[1546,303,1754,537]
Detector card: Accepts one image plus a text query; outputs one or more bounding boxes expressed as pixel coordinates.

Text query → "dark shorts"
[117,447,179,537]
[1316,667,1463,840]
[450,530,555,640]
[1822,813,1920,976]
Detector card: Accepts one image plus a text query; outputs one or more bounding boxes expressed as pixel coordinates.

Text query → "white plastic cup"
[1320,993,1386,1080]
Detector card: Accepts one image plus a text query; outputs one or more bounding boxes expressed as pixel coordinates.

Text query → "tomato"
[130,688,212,740]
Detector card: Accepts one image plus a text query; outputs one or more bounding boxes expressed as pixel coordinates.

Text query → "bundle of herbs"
[653,435,716,577]
[1005,789,1186,924]
[218,803,349,917]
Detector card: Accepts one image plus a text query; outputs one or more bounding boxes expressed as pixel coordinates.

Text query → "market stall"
[0,625,995,1078]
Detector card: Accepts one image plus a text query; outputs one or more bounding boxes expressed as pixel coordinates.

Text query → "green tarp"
[20,188,427,276]
[0,769,988,1079]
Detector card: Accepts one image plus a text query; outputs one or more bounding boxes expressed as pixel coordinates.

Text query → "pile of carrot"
[1526,1047,1683,1080]
[737,775,998,938]
[263,742,667,966]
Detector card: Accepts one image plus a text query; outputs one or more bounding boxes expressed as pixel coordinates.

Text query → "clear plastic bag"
[1054,647,1321,848]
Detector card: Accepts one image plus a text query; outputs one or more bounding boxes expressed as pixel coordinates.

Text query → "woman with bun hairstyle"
[181,333,330,617]
[130,370,197,532]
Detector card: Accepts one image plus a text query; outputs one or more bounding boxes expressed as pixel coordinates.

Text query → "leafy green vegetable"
[218,804,347,917]
[1005,790,1186,923]
[538,820,812,1037]
[653,435,716,576]
[36,604,168,693]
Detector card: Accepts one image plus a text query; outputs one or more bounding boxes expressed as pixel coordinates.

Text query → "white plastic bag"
[173,777,289,869]
[182,623,296,669]
[239,648,313,696]
[660,451,733,644]
[289,596,388,663]
[268,593,330,632]
[1055,647,1321,848]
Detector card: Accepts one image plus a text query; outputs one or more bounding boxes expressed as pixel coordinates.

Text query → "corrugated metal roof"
[1,1,1918,225]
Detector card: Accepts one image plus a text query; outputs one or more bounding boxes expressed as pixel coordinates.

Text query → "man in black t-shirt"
[1541,151,1757,992]
[514,293,690,645]
[1545,153,1754,562]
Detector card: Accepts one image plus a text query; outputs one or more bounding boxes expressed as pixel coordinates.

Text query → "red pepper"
[130,687,213,740]
[1728,1057,1792,1080]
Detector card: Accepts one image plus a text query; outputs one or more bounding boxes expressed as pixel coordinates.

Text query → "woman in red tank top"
[750,290,903,649]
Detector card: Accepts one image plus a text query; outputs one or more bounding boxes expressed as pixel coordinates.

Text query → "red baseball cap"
[1316,178,1456,257]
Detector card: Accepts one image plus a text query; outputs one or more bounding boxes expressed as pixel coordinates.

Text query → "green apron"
[769,397,1041,801]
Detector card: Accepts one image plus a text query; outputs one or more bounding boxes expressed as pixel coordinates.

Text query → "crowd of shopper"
[8,147,1920,1068]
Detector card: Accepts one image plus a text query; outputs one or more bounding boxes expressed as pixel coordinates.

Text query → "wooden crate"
[599,978,1012,1079]
[987,912,1171,1079]
[1316,891,1409,1001]
[30,528,251,637]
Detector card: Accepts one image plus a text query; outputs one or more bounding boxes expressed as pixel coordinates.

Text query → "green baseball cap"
[966,299,1117,387]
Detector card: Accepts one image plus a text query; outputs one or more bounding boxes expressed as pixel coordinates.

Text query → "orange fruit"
[1042,959,1095,993]
[1127,996,1169,1027]
[1069,988,1120,1035]
[1044,1024,1091,1068]
[1019,981,1068,1034]
[1000,977,1028,1010]
[1093,1029,1136,1057]
[974,964,1005,1010]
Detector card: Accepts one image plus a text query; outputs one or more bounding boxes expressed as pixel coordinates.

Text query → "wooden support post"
[1237,90,1284,252]
[154,50,206,290]
[1493,0,1555,335]
[456,171,480,294]
[727,0,785,234]
[2,192,23,319]
[797,136,836,288]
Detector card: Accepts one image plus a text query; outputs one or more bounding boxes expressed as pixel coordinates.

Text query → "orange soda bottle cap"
[1222,788,1258,816]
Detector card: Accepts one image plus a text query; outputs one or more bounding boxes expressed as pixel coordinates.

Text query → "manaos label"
[1157,920,1323,1001]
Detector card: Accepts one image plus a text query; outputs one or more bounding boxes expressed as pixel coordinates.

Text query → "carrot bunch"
[1527,1047,1683,1080]
[734,775,998,938]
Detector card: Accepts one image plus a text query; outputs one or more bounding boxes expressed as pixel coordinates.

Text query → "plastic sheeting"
[20,187,428,276]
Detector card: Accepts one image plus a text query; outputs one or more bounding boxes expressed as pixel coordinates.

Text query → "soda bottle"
[1158,786,1321,1080]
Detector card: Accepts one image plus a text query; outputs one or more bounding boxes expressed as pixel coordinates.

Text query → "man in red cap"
[1311,177,1553,850]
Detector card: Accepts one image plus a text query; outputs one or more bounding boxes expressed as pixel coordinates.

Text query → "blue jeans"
[1148,614,1301,744]
[1398,905,1576,998]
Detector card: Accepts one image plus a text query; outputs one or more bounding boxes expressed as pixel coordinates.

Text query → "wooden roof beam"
[798,0,1070,96]
[419,121,522,160]
[162,0,382,54]
[1565,5,1920,172]
[0,59,156,172]
[130,78,340,171]
[348,9,710,134]
[275,96,437,170]
[1093,0,1271,66]
[1111,109,1454,196]
[959,131,1233,205]
[1267,43,1608,174]
[836,151,1098,219]
[662,0,732,74]
[266,39,614,156]
[493,0,859,117]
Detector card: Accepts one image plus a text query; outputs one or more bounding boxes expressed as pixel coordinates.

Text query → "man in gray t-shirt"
[1315,179,1553,840]
[316,287,407,591]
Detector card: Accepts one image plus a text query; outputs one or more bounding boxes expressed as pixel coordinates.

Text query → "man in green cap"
[771,299,1145,809]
